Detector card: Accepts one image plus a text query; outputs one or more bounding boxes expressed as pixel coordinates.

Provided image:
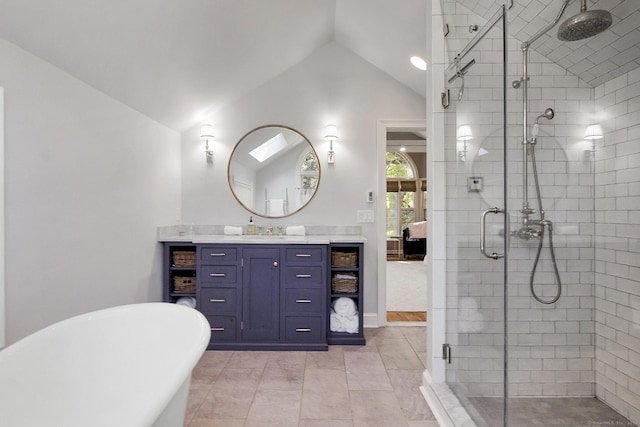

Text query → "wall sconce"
[457,124,472,161]
[584,124,603,140]
[200,124,215,164]
[324,124,338,164]
[584,124,603,160]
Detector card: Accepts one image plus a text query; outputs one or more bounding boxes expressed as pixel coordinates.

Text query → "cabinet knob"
[273,261,279,267]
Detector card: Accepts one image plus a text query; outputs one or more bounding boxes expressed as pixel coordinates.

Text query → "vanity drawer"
[283,266,324,288]
[283,289,322,314]
[198,246,239,264]
[199,265,238,285]
[206,315,237,341]
[284,246,325,264]
[199,288,238,314]
[284,316,324,342]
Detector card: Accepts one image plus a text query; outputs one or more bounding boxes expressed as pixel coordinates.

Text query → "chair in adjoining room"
[402,221,426,259]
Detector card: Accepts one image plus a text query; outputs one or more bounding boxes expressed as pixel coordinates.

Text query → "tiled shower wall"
[593,68,640,425]
[442,1,596,401]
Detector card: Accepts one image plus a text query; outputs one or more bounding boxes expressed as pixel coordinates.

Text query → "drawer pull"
[295,299,312,303]
[211,327,225,332]
[209,273,225,277]
[295,253,312,258]
[295,274,312,278]
[209,299,226,303]
[295,328,312,332]
[210,253,226,257]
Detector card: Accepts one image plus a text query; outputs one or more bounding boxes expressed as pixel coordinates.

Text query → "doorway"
[376,119,427,326]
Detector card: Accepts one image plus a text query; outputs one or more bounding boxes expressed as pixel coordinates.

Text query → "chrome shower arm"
[521,0,572,51]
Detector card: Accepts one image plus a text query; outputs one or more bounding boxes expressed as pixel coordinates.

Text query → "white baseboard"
[363,312,380,328]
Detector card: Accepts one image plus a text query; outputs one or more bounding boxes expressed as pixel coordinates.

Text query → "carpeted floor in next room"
[386,259,427,322]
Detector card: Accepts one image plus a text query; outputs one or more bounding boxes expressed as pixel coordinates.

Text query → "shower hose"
[528,144,562,304]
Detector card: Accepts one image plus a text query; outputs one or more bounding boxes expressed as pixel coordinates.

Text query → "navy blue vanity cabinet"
[280,245,328,350]
[163,242,339,350]
[197,245,242,343]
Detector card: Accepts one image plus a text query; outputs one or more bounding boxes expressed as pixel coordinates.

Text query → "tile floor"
[468,396,637,427]
[185,326,439,426]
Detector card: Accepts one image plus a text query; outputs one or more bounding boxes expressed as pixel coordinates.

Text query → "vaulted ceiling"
[0,1,637,132]
[0,0,427,131]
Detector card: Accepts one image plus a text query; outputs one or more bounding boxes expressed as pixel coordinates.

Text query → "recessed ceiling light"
[410,56,427,71]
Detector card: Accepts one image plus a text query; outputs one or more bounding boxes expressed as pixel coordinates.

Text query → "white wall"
[180,41,426,315]
[0,38,181,343]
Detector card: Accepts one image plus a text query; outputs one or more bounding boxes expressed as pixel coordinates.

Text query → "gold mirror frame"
[227,124,321,218]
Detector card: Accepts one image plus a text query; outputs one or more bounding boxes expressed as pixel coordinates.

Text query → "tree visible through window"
[386,152,417,237]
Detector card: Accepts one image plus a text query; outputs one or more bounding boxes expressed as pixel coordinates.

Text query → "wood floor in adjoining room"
[387,311,427,322]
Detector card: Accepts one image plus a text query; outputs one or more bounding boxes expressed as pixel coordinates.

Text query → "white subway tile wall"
[594,67,640,425]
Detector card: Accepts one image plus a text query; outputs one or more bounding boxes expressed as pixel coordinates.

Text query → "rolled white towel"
[224,225,243,235]
[175,296,196,308]
[333,297,356,318]
[286,225,306,236]
[330,311,345,332]
[341,315,359,334]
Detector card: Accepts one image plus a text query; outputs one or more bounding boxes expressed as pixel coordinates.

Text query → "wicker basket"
[173,276,196,293]
[332,273,358,293]
[332,251,357,267]
[173,251,196,267]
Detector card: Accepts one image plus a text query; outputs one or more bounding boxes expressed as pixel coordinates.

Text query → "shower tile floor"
[468,396,636,427]
[185,326,439,426]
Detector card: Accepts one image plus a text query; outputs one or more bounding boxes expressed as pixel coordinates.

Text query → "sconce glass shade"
[457,124,473,141]
[584,124,603,140]
[324,125,338,140]
[200,124,215,140]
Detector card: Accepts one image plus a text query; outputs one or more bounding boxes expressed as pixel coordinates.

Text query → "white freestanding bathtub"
[0,303,211,427]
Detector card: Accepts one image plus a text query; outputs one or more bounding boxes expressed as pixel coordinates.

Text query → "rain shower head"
[557,0,612,41]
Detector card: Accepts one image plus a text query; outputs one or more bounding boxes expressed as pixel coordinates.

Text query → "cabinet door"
[241,247,280,341]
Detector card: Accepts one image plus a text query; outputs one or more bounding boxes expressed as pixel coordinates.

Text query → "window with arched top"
[386,152,425,237]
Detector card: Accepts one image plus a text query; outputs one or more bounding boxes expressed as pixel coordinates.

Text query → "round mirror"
[228,125,321,218]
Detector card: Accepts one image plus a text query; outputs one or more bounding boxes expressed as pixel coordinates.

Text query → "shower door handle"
[480,207,505,260]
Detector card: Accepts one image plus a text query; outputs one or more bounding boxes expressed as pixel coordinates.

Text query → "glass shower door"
[442,5,509,426]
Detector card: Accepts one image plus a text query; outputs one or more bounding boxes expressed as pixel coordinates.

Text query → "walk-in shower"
[433,0,639,426]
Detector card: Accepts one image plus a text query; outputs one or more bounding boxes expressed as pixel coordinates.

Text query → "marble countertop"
[158,234,366,244]
[157,225,366,244]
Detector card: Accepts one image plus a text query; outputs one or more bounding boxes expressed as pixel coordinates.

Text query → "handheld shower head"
[532,108,555,139]
[535,108,555,124]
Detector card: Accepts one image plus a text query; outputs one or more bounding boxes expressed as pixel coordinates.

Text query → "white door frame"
[376,118,426,326]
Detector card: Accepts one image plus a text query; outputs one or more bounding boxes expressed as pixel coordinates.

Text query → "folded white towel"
[224,225,243,235]
[286,225,306,236]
